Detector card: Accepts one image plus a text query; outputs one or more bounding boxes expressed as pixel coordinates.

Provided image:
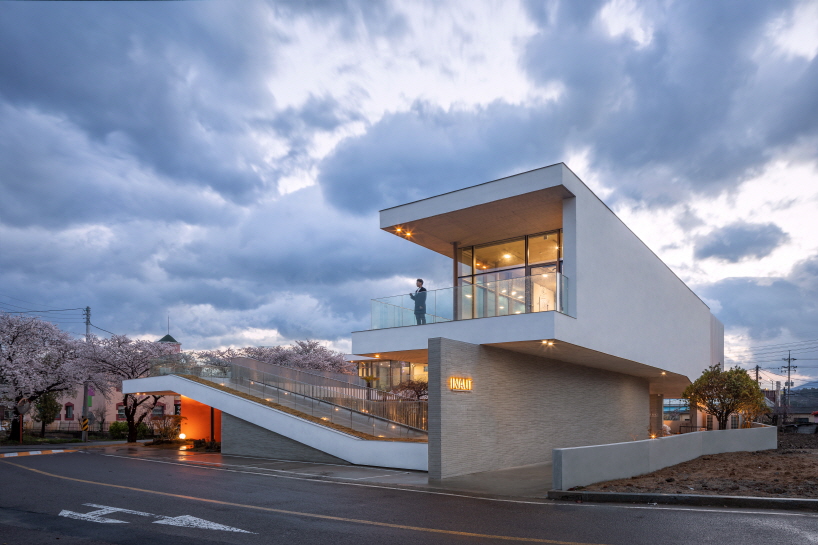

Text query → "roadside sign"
[16,399,31,415]
[80,418,89,432]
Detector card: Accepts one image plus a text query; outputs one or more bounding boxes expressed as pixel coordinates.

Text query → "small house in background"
[157,333,182,354]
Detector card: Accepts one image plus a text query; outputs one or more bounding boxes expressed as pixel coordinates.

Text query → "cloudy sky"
[1,1,817,387]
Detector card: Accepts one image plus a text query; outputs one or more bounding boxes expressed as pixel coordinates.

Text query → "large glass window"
[474,238,525,273]
[528,231,561,265]
[457,247,473,277]
[456,230,562,319]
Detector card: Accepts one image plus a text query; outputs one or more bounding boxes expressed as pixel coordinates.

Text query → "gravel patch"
[582,432,818,498]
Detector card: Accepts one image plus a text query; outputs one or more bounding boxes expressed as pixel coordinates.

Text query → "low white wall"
[553,425,777,490]
[124,376,428,471]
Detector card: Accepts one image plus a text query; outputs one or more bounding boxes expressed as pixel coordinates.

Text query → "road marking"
[3,460,605,544]
[1,449,75,458]
[349,472,410,480]
[154,514,252,532]
[95,453,818,519]
[59,503,251,532]
[171,457,408,481]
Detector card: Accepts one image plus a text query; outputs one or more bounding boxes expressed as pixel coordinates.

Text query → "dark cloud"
[521,0,815,204]
[701,254,818,340]
[1,1,816,351]
[0,2,283,203]
[0,185,451,344]
[319,100,565,213]
[694,221,790,263]
[318,1,818,213]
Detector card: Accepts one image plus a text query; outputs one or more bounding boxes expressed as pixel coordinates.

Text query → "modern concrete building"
[123,163,725,481]
[352,162,723,479]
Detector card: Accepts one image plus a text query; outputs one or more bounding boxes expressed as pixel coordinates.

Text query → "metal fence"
[150,357,428,435]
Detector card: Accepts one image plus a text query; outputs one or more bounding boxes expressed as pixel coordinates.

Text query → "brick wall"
[428,338,649,479]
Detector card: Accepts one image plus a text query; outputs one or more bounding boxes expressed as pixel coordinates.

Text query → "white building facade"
[352,163,723,479]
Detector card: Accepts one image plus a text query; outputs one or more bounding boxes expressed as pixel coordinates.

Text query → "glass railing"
[150,358,427,438]
[371,272,568,329]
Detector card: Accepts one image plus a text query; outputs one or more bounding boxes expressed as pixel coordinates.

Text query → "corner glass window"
[528,231,560,265]
[456,247,473,277]
[474,238,525,273]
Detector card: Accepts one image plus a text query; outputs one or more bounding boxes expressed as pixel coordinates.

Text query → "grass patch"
[0,436,85,446]
[182,375,427,443]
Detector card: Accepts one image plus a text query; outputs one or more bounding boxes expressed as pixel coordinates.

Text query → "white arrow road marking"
[153,515,252,532]
[59,504,253,533]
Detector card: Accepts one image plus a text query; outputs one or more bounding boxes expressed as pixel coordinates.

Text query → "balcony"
[371,272,568,330]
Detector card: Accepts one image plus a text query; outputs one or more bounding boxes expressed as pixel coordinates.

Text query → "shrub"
[192,439,221,451]
[136,422,151,440]
[109,422,128,440]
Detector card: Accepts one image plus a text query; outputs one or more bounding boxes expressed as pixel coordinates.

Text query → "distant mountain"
[789,388,818,409]
[793,382,818,391]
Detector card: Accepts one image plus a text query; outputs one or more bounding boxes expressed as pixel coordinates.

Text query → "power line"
[0,292,52,307]
[0,306,86,314]
[727,337,818,352]
[730,340,818,356]
[90,323,118,336]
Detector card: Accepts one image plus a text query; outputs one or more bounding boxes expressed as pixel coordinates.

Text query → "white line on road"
[98,453,818,519]
[174,457,408,480]
[154,514,253,532]
[58,503,253,533]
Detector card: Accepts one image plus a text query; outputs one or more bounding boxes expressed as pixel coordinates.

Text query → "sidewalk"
[0,439,148,454]
[89,445,554,499]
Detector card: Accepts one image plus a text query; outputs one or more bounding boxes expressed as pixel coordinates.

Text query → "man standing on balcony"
[410,279,427,325]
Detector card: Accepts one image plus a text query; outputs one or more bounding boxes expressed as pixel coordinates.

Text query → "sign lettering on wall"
[449,377,473,392]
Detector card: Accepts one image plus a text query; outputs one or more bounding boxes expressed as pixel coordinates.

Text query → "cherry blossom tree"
[81,335,178,442]
[0,314,95,440]
[241,340,352,374]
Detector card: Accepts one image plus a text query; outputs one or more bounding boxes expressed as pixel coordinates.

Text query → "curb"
[547,489,818,511]
[0,441,148,454]
[1,449,77,458]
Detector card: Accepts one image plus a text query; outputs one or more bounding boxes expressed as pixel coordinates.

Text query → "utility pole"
[781,350,798,423]
[755,365,760,384]
[82,306,91,443]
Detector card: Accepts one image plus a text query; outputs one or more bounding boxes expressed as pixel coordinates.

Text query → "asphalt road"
[2,450,818,545]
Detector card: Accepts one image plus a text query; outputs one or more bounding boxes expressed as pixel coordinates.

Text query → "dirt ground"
[583,432,818,498]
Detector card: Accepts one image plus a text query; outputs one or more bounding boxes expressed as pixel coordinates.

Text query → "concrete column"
[649,394,664,437]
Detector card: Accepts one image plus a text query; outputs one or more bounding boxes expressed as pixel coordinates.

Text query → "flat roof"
[380,163,573,257]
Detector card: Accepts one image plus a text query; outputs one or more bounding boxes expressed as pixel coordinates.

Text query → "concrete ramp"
[123,375,428,471]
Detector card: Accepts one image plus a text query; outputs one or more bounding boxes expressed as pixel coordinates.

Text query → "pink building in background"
[11,333,182,433]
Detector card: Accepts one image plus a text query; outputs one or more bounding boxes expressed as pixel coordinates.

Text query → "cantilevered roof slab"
[380,164,574,257]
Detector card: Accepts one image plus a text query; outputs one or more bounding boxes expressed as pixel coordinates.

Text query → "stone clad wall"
[428,337,649,479]
[221,412,349,464]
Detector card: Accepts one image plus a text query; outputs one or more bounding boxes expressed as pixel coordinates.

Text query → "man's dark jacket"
[410,287,427,314]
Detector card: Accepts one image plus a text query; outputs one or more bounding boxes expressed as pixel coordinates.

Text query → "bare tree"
[392,379,428,400]
[90,405,107,433]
